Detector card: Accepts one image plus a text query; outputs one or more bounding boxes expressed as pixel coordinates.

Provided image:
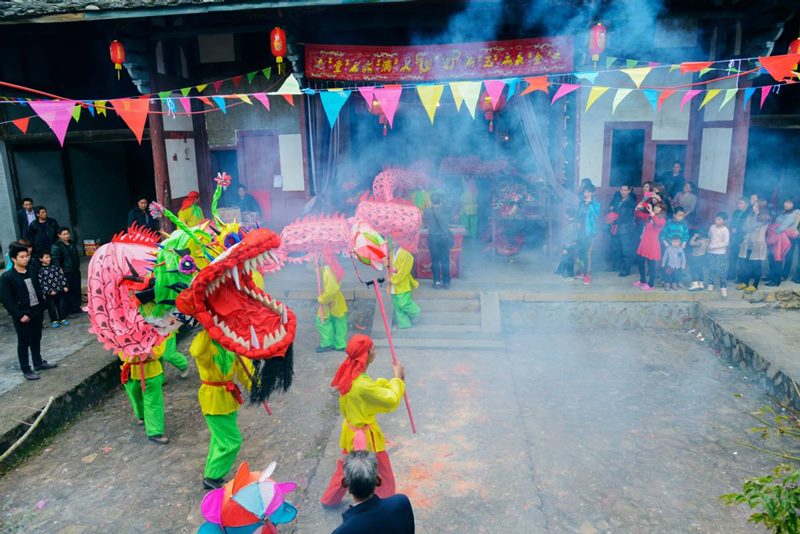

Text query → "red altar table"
[414,226,466,279]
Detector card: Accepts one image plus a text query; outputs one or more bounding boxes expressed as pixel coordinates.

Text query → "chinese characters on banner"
[305,37,573,81]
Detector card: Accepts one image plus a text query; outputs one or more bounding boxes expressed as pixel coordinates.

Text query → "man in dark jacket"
[127,197,159,232]
[0,242,58,380]
[332,451,414,534]
[607,185,638,277]
[51,227,83,314]
[16,197,35,239]
[27,206,59,259]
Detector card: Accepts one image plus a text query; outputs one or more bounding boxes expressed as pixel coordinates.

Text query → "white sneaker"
[698,282,704,289]
[688,281,699,291]
[707,284,714,291]
[721,288,728,297]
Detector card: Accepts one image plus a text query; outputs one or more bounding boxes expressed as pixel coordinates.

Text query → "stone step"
[373,324,483,339]
[413,298,480,313]
[373,337,505,351]
[416,311,481,326]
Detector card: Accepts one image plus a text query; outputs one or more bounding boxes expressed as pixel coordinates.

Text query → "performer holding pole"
[320,334,406,507]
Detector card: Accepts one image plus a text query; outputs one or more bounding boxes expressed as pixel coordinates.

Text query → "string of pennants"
[1,53,799,146]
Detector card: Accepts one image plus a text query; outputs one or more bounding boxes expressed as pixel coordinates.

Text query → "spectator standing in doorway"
[27,206,59,261]
[127,197,159,232]
[0,242,58,380]
[232,185,262,217]
[661,160,686,200]
[51,227,83,314]
[575,183,601,285]
[16,198,35,240]
[673,182,699,225]
[606,184,637,277]
[424,192,454,289]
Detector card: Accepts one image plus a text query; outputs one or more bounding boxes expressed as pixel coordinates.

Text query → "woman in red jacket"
[634,201,666,291]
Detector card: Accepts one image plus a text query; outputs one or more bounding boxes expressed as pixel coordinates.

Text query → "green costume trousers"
[204,412,242,479]
[161,336,189,372]
[462,213,478,238]
[316,314,348,350]
[124,374,165,437]
[391,292,420,329]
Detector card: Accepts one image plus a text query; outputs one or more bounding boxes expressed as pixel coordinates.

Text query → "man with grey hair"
[332,451,414,534]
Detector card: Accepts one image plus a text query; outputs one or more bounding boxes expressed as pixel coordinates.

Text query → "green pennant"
[262,67,272,80]
[669,64,681,72]
[247,71,258,83]
[699,67,713,77]
[626,59,638,68]
[180,87,192,97]
[605,56,618,69]
[158,91,172,100]
[71,104,81,122]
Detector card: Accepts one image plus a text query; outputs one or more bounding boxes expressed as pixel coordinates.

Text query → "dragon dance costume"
[321,335,405,506]
[316,252,348,352]
[390,247,420,329]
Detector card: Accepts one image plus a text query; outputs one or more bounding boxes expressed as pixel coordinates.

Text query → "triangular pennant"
[743,87,757,109]
[238,94,253,105]
[679,89,701,111]
[698,89,720,109]
[246,71,258,84]
[262,67,272,80]
[605,56,618,69]
[699,67,713,77]
[669,64,681,73]
[281,94,295,106]
[357,87,375,110]
[94,100,107,117]
[211,96,227,113]
[574,72,599,84]
[504,78,519,100]
[719,88,737,110]
[253,93,270,111]
[11,117,30,134]
[178,97,192,114]
[232,76,242,88]
[180,87,192,97]
[196,84,208,93]
[158,91,172,100]
[550,83,579,104]
[519,76,549,96]
[483,80,507,110]
[626,59,639,68]
[198,96,213,107]
[758,54,800,82]
[611,89,632,113]
[416,84,445,124]
[71,104,82,122]
[212,80,224,92]
[680,61,714,75]
[274,75,302,95]
[585,86,609,112]
[83,101,96,117]
[29,100,78,146]
[657,88,677,110]
[760,86,771,109]
[373,85,403,128]
[319,90,351,127]
[621,67,651,89]
[458,81,482,119]
[449,82,464,111]
[641,89,659,112]
[109,98,150,144]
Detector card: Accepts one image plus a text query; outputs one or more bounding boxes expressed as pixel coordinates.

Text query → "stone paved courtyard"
[0,297,778,533]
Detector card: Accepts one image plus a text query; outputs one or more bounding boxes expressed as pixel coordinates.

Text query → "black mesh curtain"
[306,95,341,211]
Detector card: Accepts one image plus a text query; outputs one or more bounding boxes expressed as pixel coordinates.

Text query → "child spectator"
[737,200,770,293]
[634,201,666,291]
[37,251,69,328]
[662,236,687,291]
[707,212,730,297]
[662,207,690,249]
[554,207,579,278]
[575,183,601,285]
[687,229,709,291]
[729,197,749,281]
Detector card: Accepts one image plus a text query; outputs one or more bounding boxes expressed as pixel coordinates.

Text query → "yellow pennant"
[621,67,652,89]
[417,85,445,124]
[698,89,720,109]
[585,86,610,112]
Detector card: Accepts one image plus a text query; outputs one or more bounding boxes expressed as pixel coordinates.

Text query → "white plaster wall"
[698,128,733,193]
[166,138,199,198]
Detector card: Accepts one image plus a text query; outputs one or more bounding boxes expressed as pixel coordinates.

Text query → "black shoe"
[203,477,225,490]
[23,371,40,381]
[34,361,58,371]
[315,346,334,353]
[618,271,630,277]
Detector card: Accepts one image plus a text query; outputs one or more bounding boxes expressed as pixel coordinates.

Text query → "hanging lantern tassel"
[485,110,494,133]
[379,114,388,136]
[109,40,126,81]
[271,27,287,76]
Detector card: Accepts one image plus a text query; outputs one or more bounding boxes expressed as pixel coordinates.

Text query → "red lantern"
[109,40,125,80]
[271,27,287,74]
[369,98,388,136]
[478,91,506,133]
[589,22,607,64]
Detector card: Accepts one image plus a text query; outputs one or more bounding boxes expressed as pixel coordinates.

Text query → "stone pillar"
[0,141,18,250]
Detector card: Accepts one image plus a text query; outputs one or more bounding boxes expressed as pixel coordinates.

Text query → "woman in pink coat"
[634,201,666,291]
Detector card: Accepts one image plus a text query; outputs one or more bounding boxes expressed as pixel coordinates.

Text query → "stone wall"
[503,301,697,331]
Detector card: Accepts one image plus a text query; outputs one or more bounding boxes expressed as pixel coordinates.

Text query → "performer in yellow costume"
[320,335,405,506]
[190,329,254,490]
[178,191,205,227]
[119,336,173,444]
[316,252,348,353]
[461,178,479,238]
[389,246,420,329]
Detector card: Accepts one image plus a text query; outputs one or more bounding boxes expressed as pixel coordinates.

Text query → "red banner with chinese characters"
[305,37,573,81]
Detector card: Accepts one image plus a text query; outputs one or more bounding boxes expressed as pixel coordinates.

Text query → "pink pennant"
[374,85,403,128]
[760,86,771,109]
[358,86,376,110]
[29,100,77,146]
[110,97,151,144]
[253,93,271,111]
[550,84,579,104]
[483,80,507,110]
[178,97,192,114]
[679,89,701,111]
[212,80,224,92]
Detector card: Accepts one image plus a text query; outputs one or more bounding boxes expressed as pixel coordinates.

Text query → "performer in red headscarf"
[178,191,205,227]
[320,334,406,507]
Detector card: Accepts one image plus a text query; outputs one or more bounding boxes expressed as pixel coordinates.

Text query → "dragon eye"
[178,255,197,274]
[224,232,241,249]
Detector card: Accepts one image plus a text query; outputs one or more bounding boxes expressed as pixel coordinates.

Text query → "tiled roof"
[0,0,231,21]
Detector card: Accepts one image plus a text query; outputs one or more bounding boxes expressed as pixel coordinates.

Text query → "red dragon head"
[176,228,296,360]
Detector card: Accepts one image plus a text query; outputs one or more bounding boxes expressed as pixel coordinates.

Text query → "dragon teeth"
[250,325,260,349]
[263,334,269,347]
[231,266,241,290]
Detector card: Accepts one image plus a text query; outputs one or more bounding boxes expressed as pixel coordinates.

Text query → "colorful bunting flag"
[520,76,549,96]
[641,90,659,112]
[551,84,579,104]
[274,75,303,96]
[679,89,701,111]
[71,104,82,122]
[743,87,757,109]
[760,86,771,108]
[246,72,258,84]
[253,93,270,111]
[319,90,351,127]
[357,87,375,110]
[178,97,192,114]
[83,101,95,117]
[262,67,272,80]
[626,59,638,68]
[158,91,172,100]
[657,88,677,110]
[758,54,800,82]
[373,85,403,128]
[611,89,632,114]
[504,78,519,100]
[213,80,224,92]
[238,94,253,105]
[95,100,107,117]
[719,88,737,110]
[680,61,714,75]
[180,87,192,97]
[574,72,599,84]
[29,100,77,146]
[484,80,507,110]
[669,64,681,73]
[281,95,295,106]
[621,67,651,89]
[698,89,720,109]
[232,76,242,88]
[456,81,482,119]
[605,56,618,69]
[699,67,713,77]
[211,96,227,113]
[11,117,30,134]
[109,98,150,144]
[198,96,213,107]
[196,84,208,93]
[416,85,445,124]
[585,86,609,112]
[449,82,464,111]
